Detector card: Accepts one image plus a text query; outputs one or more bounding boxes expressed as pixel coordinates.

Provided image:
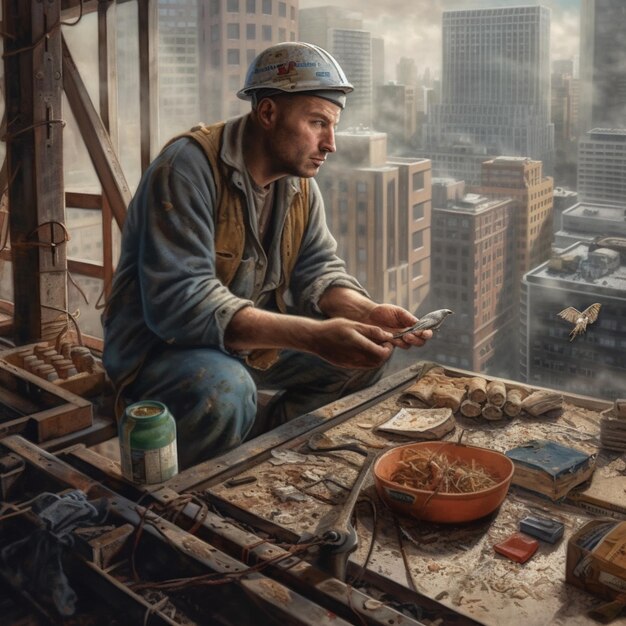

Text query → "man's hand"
[311,317,395,369]
[225,306,395,370]
[362,304,433,349]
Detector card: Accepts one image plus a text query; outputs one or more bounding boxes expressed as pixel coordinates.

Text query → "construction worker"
[103,42,432,469]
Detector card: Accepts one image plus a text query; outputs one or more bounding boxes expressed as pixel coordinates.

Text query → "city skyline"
[298,0,581,81]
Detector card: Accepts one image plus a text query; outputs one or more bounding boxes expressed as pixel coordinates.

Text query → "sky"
[298,0,581,81]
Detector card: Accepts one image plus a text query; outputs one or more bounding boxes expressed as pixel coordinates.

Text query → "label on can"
[120,438,178,484]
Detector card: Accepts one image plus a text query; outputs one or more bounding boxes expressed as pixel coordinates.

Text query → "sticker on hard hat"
[254,61,321,74]
[316,72,330,77]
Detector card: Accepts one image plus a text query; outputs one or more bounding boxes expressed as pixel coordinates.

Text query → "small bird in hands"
[557,303,602,341]
[393,309,454,339]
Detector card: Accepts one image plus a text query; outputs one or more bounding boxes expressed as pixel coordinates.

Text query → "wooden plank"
[61,35,131,229]
[67,258,104,279]
[0,360,92,442]
[3,0,68,344]
[0,386,40,415]
[65,191,102,210]
[30,404,93,441]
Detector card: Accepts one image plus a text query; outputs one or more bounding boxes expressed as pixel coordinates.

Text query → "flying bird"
[393,309,454,339]
[557,303,602,341]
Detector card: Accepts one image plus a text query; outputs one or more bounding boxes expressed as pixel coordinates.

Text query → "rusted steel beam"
[61,35,131,229]
[2,0,68,344]
[0,435,357,626]
[63,444,428,626]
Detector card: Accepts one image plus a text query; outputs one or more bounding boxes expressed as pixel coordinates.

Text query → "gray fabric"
[0,490,108,617]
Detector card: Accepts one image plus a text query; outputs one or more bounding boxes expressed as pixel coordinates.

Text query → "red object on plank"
[494,532,539,563]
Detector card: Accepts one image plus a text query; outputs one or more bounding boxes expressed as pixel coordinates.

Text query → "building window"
[290,31,295,41]
[210,0,220,15]
[262,25,271,41]
[412,202,425,220]
[290,5,295,20]
[229,74,240,90]
[279,27,286,41]
[210,24,220,42]
[412,171,424,191]
[262,0,272,14]
[279,1,286,16]
[227,0,239,12]
[388,271,397,291]
[412,260,423,278]
[357,181,367,193]
[412,230,423,249]
[246,0,255,12]
[247,48,256,63]
[246,23,256,39]
[227,49,240,65]
[227,23,240,39]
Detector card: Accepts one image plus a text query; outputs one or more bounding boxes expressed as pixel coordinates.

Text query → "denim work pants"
[124,347,387,469]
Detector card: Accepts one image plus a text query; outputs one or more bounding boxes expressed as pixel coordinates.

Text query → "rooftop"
[528,242,626,295]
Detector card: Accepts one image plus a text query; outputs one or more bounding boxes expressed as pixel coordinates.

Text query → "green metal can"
[118,400,178,484]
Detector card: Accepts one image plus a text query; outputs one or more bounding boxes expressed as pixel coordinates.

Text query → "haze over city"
[298,0,581,79]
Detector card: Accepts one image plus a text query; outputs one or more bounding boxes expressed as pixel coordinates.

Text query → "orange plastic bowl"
[373,441,514,523]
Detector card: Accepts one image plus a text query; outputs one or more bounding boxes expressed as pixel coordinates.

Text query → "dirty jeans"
[123,346,387,469]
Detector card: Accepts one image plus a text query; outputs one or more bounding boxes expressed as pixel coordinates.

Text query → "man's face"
[265,94,341,179]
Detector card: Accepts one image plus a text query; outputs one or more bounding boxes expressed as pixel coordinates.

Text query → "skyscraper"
[157,1,201,143]
[317,130,431,313]
[427,190,516,373]
[477,157,554,279]
[521,241,626,400]
[201,0,299,123]
[299,7,373,128]
[577,129,626,208]
[422,6,554,184]
[579,0,626,133]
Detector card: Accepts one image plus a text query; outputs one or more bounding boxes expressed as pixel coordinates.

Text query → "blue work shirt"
[102,114,367,387]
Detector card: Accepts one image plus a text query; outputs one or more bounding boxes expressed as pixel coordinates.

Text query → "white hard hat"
[237,42,354,108]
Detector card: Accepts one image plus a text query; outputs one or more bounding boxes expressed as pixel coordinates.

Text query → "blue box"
[519,515,565,543]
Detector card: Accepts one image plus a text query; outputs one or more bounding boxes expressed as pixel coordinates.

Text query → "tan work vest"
[167,122,310,369]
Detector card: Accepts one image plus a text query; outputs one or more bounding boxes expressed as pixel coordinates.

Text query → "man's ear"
[255,97,278,130]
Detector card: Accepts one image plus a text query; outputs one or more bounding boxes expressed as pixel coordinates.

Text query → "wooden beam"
[65,191,102,210]
[102,195,114,299]
[138,0,158,172]
[98,0,118,148]
[62,35,131,229]
[61,0,132,22]
[2,0,68,344]
[67,258,104,280]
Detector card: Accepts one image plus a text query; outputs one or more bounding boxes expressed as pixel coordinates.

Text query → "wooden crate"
[0,360,92,443]
[0,341,107,397]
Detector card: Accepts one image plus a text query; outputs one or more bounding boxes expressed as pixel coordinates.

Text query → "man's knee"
[127,349,258,468]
